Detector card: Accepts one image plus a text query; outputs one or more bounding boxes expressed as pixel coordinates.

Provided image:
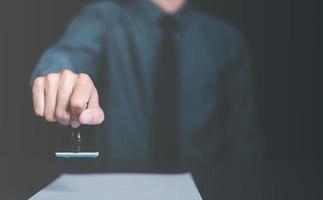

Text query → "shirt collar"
[135,0,192,30]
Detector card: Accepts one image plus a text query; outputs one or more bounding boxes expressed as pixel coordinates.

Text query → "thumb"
[79,107,105,125]
[79,88,105,125]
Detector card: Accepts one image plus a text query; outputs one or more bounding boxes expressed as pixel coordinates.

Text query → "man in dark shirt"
[31,0,261,164]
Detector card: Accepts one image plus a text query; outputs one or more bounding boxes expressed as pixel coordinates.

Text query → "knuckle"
[70,99,85,110]
[46,73,59,83]
[77,73,92,85]
[61,69,72,75]
[78,73,90,80]
[61,69,76,79]
[33,77,44,86]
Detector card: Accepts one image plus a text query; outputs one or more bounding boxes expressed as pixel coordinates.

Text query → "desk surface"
[0,159,322,200]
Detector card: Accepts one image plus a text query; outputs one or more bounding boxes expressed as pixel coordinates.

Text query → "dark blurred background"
[0,0,321,160]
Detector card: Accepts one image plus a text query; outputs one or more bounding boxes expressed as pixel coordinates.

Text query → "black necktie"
[151,15,180,162]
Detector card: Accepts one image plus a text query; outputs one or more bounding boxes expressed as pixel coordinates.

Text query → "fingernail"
[71,120,80,128]
[58,120,69,126]
[82,113,92,124]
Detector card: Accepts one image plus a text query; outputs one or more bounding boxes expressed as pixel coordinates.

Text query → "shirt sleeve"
[30,4,106,84]
[220,32,264,159]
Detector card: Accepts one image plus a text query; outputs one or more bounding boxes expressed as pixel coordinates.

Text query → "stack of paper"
[30,173,202,200]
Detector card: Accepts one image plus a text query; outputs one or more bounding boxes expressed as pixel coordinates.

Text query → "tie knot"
[159,15,178,31]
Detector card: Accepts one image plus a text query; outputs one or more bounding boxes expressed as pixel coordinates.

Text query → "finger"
[44,74,59,122]
[69,73,93,126]
[55,70,76,125]
[70,120,81,128]
[79,88,105,125]
[79,107,104,125]
[32,77,45,116]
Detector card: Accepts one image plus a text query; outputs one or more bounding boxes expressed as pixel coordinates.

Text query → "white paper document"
[30,173,202,200]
